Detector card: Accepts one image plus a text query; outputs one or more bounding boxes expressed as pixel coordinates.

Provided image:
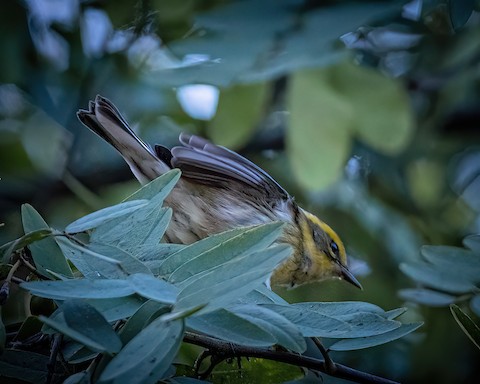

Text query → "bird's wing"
[155,133,289,200]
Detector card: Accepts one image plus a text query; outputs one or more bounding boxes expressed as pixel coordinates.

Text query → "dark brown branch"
[183,331,399,384]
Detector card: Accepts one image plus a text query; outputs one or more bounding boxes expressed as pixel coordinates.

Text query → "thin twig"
[46,334,63,384]
[183,331,399,384]
[312,337,336,374]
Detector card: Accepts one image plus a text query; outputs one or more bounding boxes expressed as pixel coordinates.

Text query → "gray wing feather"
[169,133,289,199]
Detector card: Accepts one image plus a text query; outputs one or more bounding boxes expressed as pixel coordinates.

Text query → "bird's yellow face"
[271,209,361,289]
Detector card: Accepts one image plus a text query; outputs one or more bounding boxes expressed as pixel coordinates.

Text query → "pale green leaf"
[128,273,179,304]
[262,304,350,338]
[330,62,413,154]
[65,200,149,233]
[99,318,184,383]
[328,322,423,351]
[400,262,476,294]
[187,309,276,347]
[21,279,134,300]
[208,83,268,148]
[399,288,457,307]
[229,304,306,352]
[167,223,284,283]
[287,68,353,190]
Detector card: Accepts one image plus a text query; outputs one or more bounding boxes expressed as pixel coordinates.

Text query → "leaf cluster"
[400,236,480,350]
[0,171,420,383]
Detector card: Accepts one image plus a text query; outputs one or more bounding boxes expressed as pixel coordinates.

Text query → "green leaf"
[229,304,306,353]
[99,318,184,383]
[399,288,457,307]
[91,207,172,254]
[21,204,73,278]
[328,322,423,351]
[335,312,401,338]
[291,302,385,317]
[118,300,170,345]
[56,237,124,279]
[0,350,50,383]
[40,312,115,353]
[159,227,248,275]
[450,304,480,350]
[21,279,134,300]
[0,228,52,263]
[167,222,284,283]
[400,262,476,294]
[88,243,152,276]
[65,200,149,233]
[287,68,353,190]
[187,309,276,347]
[262,304,350,338]
[85,296,146,323]
[331,62,413,154]
[208,83,268,148]
[128,273,179,304]
[175,244,291,313]
[62,300,122,354]
[122,169,181,202]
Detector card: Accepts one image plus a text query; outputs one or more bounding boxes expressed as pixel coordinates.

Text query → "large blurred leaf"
[330,62,413,154]
[208,83,268,148]
[99,318,184,383]
[448,0,475,30]
[450,304,480,350]
[421,245,480,279]
[20,110,71,178]
[400,262,477,294]
[399,288,457,307]
[21,204,73,278]
[287,68,353,190]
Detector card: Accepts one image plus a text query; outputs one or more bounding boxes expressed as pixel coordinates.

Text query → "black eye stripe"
[330,240,340,258]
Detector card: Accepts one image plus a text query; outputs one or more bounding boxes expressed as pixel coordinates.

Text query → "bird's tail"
[77,95,170,184]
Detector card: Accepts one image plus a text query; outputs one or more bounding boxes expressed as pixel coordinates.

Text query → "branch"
[183,331,399,384]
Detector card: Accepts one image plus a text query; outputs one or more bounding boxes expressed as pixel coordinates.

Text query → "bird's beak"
[340,265,363,290]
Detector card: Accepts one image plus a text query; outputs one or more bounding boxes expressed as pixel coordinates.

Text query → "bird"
[77,95,361,289]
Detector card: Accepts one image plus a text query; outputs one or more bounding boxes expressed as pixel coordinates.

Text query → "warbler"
[77,95,361,289]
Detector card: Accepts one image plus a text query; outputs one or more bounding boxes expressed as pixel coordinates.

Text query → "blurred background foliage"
[1,0,480,382]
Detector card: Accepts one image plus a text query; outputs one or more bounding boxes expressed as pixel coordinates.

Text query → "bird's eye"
[330,240,340,258]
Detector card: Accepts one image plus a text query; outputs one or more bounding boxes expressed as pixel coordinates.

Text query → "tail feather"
[77,95,170,184]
